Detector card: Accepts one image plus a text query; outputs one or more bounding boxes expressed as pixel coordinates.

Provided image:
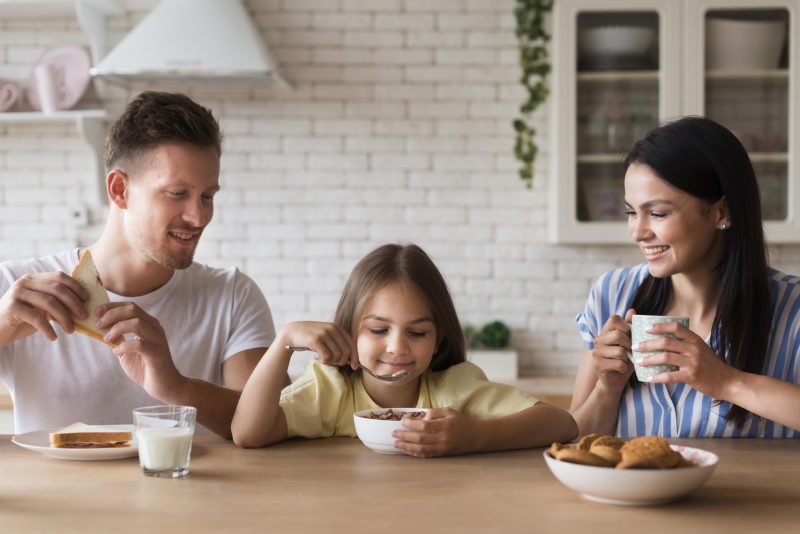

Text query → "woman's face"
[624,162,728,280]
[356,281,438,387]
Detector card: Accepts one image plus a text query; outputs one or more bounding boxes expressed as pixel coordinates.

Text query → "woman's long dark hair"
[625,117,771,427]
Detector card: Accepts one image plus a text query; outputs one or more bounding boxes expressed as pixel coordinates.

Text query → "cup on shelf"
[33,63,59,114]
[0,80,21,112]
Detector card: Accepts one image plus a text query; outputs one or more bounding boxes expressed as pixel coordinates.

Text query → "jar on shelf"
[606,106,630,152]
[630,112,655,144]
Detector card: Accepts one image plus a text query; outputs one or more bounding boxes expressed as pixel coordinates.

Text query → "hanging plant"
[513,0,553,188]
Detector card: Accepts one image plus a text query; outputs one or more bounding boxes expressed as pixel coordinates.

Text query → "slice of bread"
[70,249,115,347]
[49,422,133,448]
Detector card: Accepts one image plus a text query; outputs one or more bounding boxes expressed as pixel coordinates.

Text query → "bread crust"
[70,249,116,348]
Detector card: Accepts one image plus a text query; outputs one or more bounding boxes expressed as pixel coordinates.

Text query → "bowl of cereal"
[353,408,428,454]
[544,435,719,506]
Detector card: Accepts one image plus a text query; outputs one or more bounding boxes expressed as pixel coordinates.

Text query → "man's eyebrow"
[364,314,434,324]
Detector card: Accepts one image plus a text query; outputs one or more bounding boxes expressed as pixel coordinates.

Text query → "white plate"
[544,444,718,506]
[11,424,138,461]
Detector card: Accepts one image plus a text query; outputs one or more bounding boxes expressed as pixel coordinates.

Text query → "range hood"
[90,0,286,86]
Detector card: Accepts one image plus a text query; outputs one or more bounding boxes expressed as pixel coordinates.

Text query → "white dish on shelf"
[706,17,786,70]
[579,26,656,59]
[25,44,91,112]
[11,424,138,461]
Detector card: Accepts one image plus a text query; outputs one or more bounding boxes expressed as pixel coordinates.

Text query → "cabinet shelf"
[577,154,626,164]
[578,70,659,82]
[0,109,106,122]
[706,68,789,80]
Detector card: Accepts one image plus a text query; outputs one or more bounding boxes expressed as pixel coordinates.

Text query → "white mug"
[33,64,59,113]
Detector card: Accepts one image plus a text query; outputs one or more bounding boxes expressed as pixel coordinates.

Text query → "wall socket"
[70,204,89,226]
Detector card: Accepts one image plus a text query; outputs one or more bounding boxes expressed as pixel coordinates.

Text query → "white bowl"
[353,408,428,454]
[706,17,786,70]
[544,444,718,506]
[578,26,656,59]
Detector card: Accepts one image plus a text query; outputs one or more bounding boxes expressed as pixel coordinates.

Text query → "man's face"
[122,142,220,270]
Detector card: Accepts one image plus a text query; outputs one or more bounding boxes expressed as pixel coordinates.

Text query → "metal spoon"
[284,346,409,382]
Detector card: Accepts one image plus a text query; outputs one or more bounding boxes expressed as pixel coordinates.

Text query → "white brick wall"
[2,0,799,378]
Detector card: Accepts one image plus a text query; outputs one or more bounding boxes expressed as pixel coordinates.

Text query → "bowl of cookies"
[353,408,428,454]
[544,434,718,506]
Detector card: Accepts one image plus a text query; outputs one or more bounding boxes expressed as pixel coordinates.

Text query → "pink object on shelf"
[0,79,21,112]
[26,45,91,112]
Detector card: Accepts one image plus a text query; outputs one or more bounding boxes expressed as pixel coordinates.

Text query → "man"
[0,92,276,437]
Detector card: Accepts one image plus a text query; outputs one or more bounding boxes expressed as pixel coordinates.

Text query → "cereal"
[362,409,426,421]
[548,434,695,469]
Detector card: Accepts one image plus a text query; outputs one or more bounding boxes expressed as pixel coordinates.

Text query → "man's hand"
[0,272,88,346]
[96,301,185,401]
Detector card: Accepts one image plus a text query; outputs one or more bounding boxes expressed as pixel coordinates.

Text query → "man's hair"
[103,91,222,173]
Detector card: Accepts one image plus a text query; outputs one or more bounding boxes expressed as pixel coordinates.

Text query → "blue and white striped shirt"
[577,264,800,438]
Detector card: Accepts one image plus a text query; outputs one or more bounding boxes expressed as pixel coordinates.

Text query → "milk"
[136,427,193,471]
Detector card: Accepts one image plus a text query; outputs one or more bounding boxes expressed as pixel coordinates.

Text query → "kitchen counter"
[1,435,797,532]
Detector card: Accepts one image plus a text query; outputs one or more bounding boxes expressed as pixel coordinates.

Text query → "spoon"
[284,346,409,382]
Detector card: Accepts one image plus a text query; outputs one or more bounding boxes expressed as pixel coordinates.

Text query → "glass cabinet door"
[575,11,661,222]
[704,8,790,221]
[550,0,680,243]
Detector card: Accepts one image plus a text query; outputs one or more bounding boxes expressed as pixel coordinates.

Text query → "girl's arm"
[230,341,292,448]
[392,403,578,457]
[231,321,357,448]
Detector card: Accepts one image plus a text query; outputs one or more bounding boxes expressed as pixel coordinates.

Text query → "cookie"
[617,436,683,469]
[589,444,622,465]
[577,433,604,451]
[548,442,565,458]
[591,436,625,450]
[556,447,616,467]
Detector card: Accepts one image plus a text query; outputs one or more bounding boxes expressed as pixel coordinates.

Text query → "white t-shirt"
[0,249,275,433]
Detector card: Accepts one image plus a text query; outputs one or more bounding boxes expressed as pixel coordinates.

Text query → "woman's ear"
[107,169,128,208]
[714,196,731,230]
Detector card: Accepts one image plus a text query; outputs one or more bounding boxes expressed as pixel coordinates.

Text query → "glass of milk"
[132,405,196,478]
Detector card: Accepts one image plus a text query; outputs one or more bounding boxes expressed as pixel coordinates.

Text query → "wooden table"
[1,436,797,533]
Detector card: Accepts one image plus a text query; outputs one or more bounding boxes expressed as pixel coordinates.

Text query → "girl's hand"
[636,322,735,398]
[390,407,476,457]
[279,321,358,370]
[590,309,635,395]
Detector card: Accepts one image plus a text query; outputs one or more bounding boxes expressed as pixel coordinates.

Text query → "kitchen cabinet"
[550,0,799,244]
[0,0,122,204]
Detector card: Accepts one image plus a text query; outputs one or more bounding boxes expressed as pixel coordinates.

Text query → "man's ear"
[107,169,128,208]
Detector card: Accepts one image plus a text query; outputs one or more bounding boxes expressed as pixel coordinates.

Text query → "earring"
[718,224,727,230]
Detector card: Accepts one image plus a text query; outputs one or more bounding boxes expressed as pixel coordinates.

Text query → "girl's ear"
[714,196,731,230]
[107,169,129,208]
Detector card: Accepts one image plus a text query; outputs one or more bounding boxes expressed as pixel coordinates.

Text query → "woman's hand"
[590,309,636,395]
[391,407,476,457]
[637,322,735,398]
[279,321,358,370]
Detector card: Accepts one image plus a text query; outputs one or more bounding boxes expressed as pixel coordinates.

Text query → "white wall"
[2,0,799,377]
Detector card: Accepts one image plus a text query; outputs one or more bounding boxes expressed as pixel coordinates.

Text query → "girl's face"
[624,162,729,280]
[356,281,438,388]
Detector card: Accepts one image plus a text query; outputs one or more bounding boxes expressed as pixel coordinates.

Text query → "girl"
[572,116,800,438]
[233,243,577,456]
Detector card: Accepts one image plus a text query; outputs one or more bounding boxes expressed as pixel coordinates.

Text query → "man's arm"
[156,347,270,438]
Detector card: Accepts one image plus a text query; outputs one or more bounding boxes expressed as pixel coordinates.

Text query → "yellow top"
[280,361,540,438]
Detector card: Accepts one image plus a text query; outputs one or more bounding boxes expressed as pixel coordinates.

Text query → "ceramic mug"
[0,80,20,112]
[630,315,689,382]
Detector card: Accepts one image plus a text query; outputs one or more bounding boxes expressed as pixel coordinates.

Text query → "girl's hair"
[333,243,465,373]
[624,116,771,427]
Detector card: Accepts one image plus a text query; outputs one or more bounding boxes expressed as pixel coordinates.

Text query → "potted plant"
[462,321,518,380]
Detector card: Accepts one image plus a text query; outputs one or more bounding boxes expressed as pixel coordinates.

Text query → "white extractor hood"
[90,0,286,86]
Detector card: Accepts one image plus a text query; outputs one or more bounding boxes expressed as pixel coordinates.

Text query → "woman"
[571,116,800,438]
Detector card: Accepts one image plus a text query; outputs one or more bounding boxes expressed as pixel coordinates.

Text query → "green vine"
[514,0,553,188]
